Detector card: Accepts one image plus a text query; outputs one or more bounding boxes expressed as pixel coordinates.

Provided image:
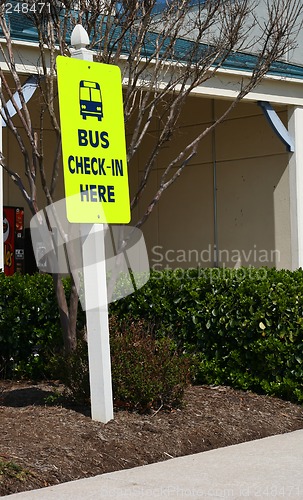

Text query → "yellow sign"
[57,56,130,223]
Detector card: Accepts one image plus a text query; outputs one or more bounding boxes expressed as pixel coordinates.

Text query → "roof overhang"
[190,67,303,106]
[1,38,303,107]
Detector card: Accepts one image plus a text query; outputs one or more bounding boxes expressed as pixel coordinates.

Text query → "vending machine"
[3,207,25,275]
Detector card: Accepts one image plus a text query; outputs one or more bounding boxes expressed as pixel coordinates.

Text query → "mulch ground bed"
[1,380,303,496]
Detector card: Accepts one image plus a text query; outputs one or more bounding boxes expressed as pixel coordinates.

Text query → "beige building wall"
[215,100,291,270]
[130,96,291,270]
[2,88,292,271]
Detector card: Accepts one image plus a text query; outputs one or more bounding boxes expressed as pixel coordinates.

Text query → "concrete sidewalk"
[4,430,303,499]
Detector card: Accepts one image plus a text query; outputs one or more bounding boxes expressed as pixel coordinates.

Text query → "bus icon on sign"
[79,80,103,121]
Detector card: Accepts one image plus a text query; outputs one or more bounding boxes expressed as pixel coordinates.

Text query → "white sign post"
[57,24,130,422]
[69,25,114,422]
[81,222,113,422]
[31,24,147,423]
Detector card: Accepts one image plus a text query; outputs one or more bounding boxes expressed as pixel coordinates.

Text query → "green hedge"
[0,273,63,378]
[110,268,303,403]
[1,268,303,405]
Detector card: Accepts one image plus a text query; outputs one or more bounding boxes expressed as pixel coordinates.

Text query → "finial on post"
[70,24,93,61]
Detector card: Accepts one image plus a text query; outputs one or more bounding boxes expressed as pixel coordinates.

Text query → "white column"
[288,106,303,270]
[70,25,113,422]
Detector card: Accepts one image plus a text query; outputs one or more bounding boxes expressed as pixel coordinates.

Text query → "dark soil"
[1,380,303,496]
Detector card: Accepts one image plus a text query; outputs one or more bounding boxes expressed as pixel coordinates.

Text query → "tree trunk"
[53,273,78,356]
